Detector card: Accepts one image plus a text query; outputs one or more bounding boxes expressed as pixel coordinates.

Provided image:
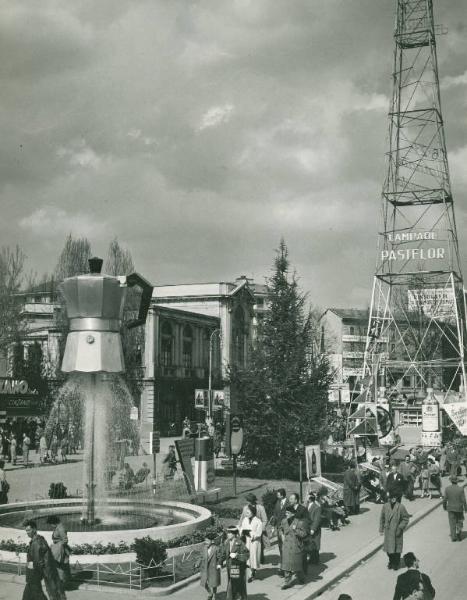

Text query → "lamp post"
[208,329,221,419]
[296,441,305,503]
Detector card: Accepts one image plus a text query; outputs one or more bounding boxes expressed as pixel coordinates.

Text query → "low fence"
[0,545,203,591]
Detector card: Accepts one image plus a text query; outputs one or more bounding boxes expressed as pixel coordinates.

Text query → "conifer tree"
[231,241,333,473]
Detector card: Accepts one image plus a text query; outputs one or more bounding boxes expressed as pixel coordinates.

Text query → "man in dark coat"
[280,506,309,589]
[393,552,435,600]
[306,491,322,565]
[271,488,288,576]
[288,492,308,520]
[222,526,249,600]
[199,531,221,600]
[386,463,404,501]
[443,474,467,541]
[343,462,360,515]
[379,494,410,570]
[398,456,415,501]
[22,519,63,600]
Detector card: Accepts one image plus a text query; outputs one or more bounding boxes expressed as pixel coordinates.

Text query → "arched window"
[161,321,173,367]
[182,325,193,368]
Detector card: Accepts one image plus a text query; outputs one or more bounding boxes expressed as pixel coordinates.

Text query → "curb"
[287,480,465,600]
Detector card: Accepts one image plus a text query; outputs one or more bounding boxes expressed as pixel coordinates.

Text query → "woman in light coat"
[240,503,263,582]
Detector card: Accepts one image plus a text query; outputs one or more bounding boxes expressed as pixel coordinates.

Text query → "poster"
[174,438,195,494]
[442,402,467,436]
[305,444,321,478]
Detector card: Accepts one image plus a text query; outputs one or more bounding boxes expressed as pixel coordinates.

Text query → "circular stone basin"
[0,498,211,547]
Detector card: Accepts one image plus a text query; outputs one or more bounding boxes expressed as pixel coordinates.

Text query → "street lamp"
[295,441,305,502]
[208,329,221,419]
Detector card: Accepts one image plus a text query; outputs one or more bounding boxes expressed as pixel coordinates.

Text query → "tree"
[0,245,27,356]
[54,235,92,282]
[230,240,333,475]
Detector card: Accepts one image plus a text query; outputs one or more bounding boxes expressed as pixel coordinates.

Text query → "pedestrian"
[427,457,442,499]
[380,462,390,501]
[59,436,68,463]
[420,463,430,498]
[379,493,410,570]
[162,445,178,480]
[199,531,221,600]
[22,433,31,467]
[238,493,268,564]
[288,492,309,520]
[386,462,404,501]
[392,552,436,600]
[343,461,360,515]
[446,443,460,478]
[22,519,63,600]
[399,456,414,500]
[443,474,467,542]
[0,460,9,504]
[10,434,17,465]
[280,505,309,589]
[270,488,288,576]
[182,416,191,438]
[305,490,322,566]
[223,525,249,600]
[48,515,71,595]
[239,504,262,582]
[50,435,59,463]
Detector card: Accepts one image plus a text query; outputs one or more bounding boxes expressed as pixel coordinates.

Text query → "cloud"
[19,206,107,238]
[198,104,235,131]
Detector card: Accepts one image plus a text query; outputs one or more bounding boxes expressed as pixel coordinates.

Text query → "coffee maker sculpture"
[61,256,153,373]
[60,257,153,524]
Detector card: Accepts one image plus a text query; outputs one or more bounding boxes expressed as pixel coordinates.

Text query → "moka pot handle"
[125,273,154,329]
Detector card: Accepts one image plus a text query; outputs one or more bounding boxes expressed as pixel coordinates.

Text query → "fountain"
[0,258,211,561]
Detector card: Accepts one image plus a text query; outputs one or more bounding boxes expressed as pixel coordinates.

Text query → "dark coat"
[223,538,249,600]
[443,484,467,513]
[199,543,221,589]
[379,501,410,554]
[393,569,435,600]
[23,534,62,600]
[386,472,404,498]
[281,517,309,573]
[306,502,322,552]
[271,498,289,527]
[343,468,360,507]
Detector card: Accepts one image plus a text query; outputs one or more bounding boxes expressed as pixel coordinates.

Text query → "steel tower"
[362,0,467,409]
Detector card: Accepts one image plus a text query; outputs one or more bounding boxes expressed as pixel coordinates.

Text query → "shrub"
[48,482,68,499]
[206,506,241,520]
[261,489,277,519]
[133,537,167,575]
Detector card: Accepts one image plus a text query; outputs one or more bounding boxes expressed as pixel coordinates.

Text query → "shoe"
[281,580,294,590]
[457,533,462,541]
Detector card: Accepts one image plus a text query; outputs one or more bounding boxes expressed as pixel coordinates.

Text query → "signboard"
[230,414,244,455]
[212,390,224,410]
[341,388,351,404]
[195,389,208,409]
[408,287,455,319]
[175,438,196,494]
[149,430,160,454]
[442,402,467,436]
[381,230,446,264]
[421,430,442,447]
[422,403,440,432]
[0,378,42,417]
[305,445,321,478]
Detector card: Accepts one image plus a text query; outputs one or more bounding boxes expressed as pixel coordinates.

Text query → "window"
[349,326,355,335]
[182,325,193,368]
[160,322,173,367]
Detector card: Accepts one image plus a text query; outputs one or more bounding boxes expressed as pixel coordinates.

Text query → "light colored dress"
[240,515,263,570]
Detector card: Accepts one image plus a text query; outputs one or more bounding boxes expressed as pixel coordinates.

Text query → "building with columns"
[139,277,255,449]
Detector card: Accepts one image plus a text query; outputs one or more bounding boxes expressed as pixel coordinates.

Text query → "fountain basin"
[0,498,211,547]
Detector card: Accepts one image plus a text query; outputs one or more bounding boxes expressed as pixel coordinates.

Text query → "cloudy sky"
[2,0,467,309]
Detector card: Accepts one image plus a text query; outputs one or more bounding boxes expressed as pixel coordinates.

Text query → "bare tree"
[0,245,26,354]
[54,234,92,281]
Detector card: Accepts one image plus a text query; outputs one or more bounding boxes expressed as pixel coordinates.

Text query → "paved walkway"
[0,477,451,600]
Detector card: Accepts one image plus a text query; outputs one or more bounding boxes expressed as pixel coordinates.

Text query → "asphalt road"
[319,499,467,600]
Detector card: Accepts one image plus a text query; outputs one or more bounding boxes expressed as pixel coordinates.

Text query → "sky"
[1,0,467,310]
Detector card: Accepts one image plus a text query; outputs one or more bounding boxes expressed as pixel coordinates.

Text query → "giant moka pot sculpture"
[61,257,153,373]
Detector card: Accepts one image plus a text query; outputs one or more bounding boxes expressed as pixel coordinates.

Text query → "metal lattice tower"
[362,0,467,407]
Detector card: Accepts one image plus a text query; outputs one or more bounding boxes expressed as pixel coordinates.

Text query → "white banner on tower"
[443,402,467,436]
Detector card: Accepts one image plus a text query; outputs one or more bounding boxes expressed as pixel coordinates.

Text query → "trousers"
[448,511,464,540]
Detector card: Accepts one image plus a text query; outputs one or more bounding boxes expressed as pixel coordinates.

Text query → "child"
[420,463,430,498]
[199,531,221,600]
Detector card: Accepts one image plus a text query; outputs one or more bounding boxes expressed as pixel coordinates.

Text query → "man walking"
[398,456,414,501]
[379,494,410,570]
[393,552,435,600]
[271,488,288,576]
[443,474,467,542]
[343,462,360,515]
[23,433,31,468]
[386,462,404,501]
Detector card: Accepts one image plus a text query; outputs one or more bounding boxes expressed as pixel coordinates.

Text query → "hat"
[226,525,239,534]
[450,475,458,483]
[245,493,257,503]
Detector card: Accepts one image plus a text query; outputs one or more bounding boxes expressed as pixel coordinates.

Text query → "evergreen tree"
[230,241,333,474]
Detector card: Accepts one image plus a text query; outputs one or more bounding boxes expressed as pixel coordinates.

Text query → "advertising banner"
[442,402,467,436]
[305,445,321,478]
